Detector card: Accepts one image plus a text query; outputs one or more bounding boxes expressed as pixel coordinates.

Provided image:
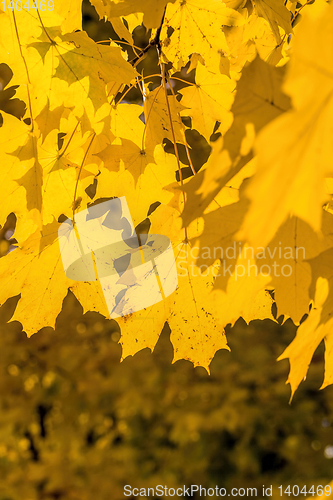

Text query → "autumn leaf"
[0,63,26,123]
[179,61,234,141]
[252,0,292,44]
[254,213,333,324]
[278,277,332,400]
[241,1,333,248]
[90,0,175,29]
[161,0,245,73]
[30,28,137,115]
[182,56,291,228]
[143,85,186,149]
[0,222,71,335]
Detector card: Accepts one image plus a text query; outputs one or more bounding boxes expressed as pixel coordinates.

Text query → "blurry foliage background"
[1,1,333,499]
[1,289,333,499]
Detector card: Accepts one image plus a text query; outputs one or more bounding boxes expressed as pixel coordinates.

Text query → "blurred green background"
[1,2,333,499]
[1,290,333,500]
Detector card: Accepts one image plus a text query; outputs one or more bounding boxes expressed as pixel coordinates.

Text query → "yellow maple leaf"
[143,85,186,150]
[276,210,333,394]
[0,222,71,336]
[241,1,333,248]
[182,56,291,228]
[91,0,175,28]
[252,0,292,44]
[179,61,234,141]
[278,277,331,400]
[210,245,274,327]
[0,113,40,242]
[161,0,245,73]
[30,29,137,115]
[254,214,333,324]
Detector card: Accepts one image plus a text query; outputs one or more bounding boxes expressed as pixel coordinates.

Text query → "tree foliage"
[1,0,333,398]
[1,294,333,499]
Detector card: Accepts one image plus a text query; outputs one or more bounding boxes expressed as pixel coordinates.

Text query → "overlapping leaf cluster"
[1,0,333,397]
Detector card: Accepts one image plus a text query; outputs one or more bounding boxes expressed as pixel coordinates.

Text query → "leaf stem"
[72,132,96,224]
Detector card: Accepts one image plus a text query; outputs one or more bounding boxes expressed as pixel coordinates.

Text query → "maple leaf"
[161,0,245,73]
[240,1,333,248]
[51,0,83,32]
[210,246,274,327]
[96,139,155,185]
[0,63,26,123]
[141,203,230,371]
[0,113,42,242]
[0,222,71,335]
[179,61,234,141]
[252,0,292,44]
[182,56,291,228]
[253,214,333,324]
[90,0,176,28]
[30,28,137,115]
[192,180,250,288]
[274,208,333,396]
[144,85,186,150]
[278,277,332,400]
